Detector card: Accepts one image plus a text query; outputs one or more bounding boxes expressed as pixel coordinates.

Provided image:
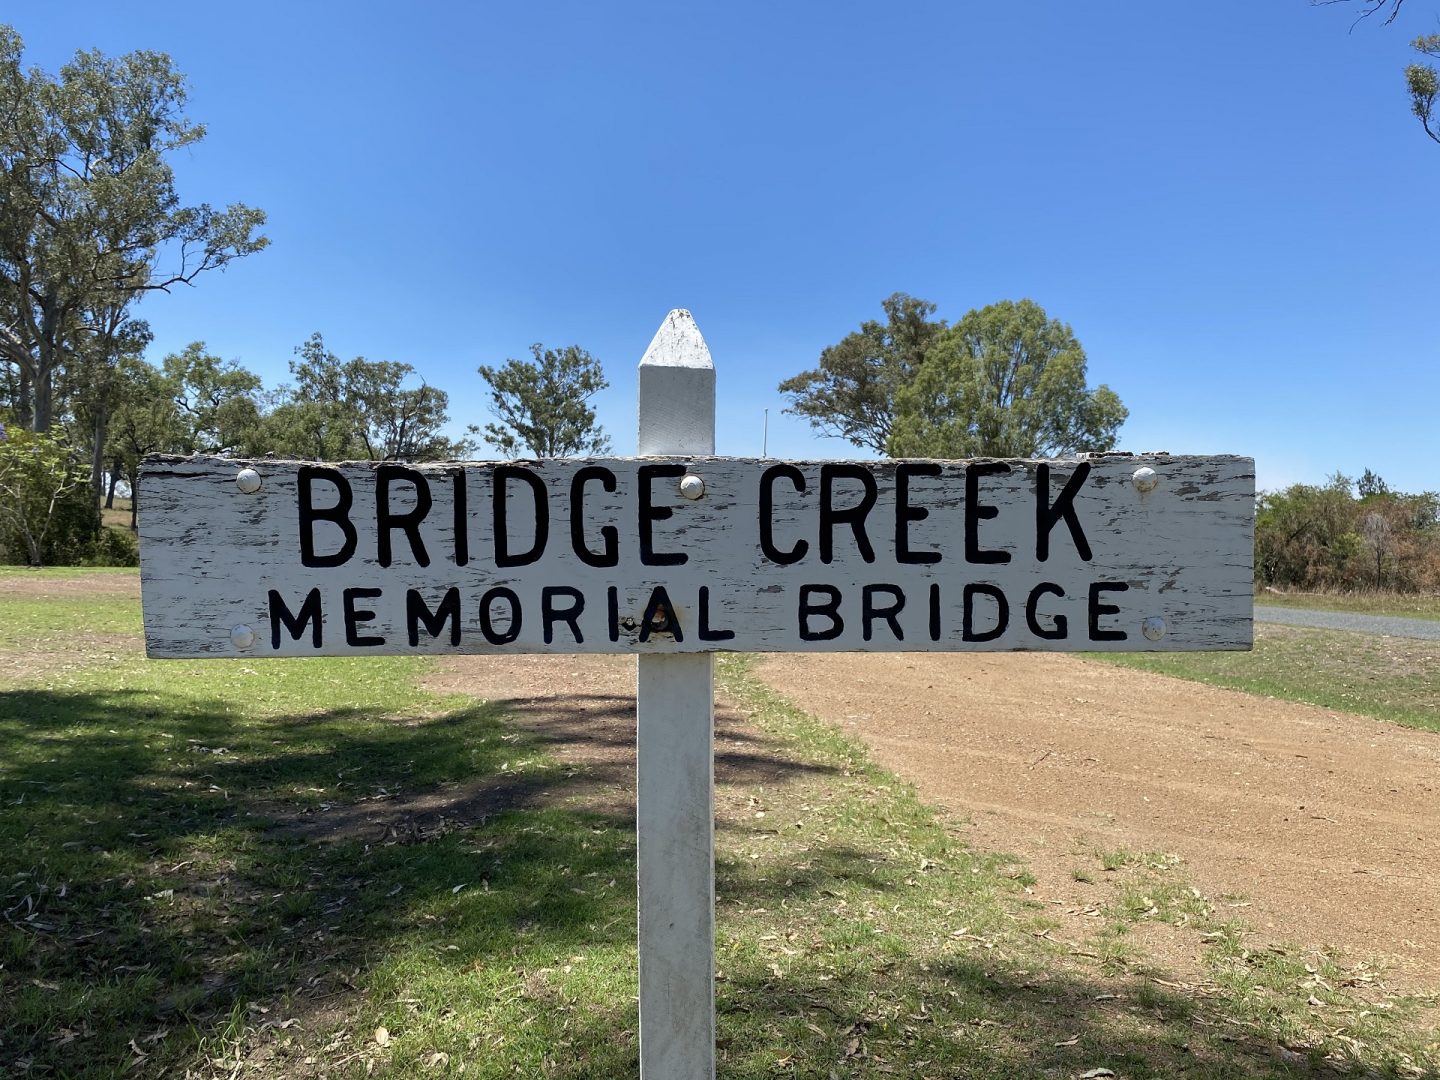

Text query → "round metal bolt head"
[235,468,262,494]
[230,624,256,650]
[679,473,705,500]
[1132,466,1159,494]
[1141,616,1167,641]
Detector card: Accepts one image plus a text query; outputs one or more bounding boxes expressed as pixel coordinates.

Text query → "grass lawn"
[1255,590,1440,621]
[100,496,133,533]
[1,570,1435,1077]
[1099,624,1440,734]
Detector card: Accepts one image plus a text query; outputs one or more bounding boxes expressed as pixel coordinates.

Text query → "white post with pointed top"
[637,309,716,1080]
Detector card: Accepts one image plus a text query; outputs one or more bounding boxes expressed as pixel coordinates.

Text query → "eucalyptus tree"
[475,343,611,457]
[1315,0,1440,143]
[778,293,943,455]
[261,333,468,462]
[0,25,266,436]
[888,299,1126,459]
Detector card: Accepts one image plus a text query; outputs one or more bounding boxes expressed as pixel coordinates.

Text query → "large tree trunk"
[105,456,122,509]
[16,366,33,429]
[129,471,139,531]
[89,403,108,500]
[32,297,61,434]
[31,367,54,432]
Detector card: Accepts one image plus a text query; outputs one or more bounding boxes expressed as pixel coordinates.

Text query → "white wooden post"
[636,310,716,1080]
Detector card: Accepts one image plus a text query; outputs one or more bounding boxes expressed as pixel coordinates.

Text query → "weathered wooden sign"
[139,452,1253,658]
[137,310,1254,1080]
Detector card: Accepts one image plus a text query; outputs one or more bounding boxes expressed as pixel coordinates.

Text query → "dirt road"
[752,651,1440,986]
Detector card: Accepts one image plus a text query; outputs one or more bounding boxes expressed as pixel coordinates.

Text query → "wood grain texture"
[636,306,715,1080]
[138,453,1254,658]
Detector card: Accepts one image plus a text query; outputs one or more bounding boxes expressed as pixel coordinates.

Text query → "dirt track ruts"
[752,651,1440,987]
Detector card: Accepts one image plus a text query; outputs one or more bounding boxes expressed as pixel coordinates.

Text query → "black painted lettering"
[1025,582,1068,640]
[607,586,620,643]
[407,587,460,646]
[929,583,941,642]
[798,584,844,641]
[1088,581,1130,641]
[1036,462,1093,562]
[895,463,941,564]
[571,466,619,568]
[698,586,735,642]
[268,588,323,649]
[343,587,385,647]
[542,586,585,645]
[479,587,522,645]
[453,470,469,567]
[639,464,687,566]
[298,466,357,568]
[862,584,905,642]
[638,585,683,642]
[962,582,1009,642]
[820,464,877,564]
[493,466,549,567]
[965,462,1011,565]
[759,464,809,564]
[376,465,432,568]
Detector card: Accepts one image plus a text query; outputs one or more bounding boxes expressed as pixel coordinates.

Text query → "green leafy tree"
[1357,467,1391,499]
[1315,1,1440,143]
[1256,474,1364,588]
[1407,34,1440,142]
[888,299,1126,459]
[162,343,264,455]
[0,424,86,564]
[475,344,610,457]
[68,314,152,503]
[779,293,943,455]
[260,333,467,461]
[0,24,264,555]
[106,355,183,530]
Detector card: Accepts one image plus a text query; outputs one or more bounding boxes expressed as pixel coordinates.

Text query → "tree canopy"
[475,344,610,457]
[778,293,942,455]
[889,300,1126,459]
[1316,0,1440,143]
[0,25,267,434]
[261,333,469,462]
[1256,470,1440,591]
[780,295,1125,459]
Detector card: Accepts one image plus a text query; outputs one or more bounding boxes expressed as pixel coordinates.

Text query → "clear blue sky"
[12,1,1438,492]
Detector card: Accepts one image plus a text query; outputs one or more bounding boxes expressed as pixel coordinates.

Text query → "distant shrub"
[79,528,139,567]
[1257,472,1440,593]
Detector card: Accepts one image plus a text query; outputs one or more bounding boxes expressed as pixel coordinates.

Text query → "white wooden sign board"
[136,309,1254,1080]
[139,453,1253,658]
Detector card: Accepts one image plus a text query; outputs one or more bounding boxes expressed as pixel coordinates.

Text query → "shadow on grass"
[0,683,833,1077]
[0,684,1414,1078]
[716,956,1359,1080]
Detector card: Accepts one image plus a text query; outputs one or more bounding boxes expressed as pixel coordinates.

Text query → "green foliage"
[258,333,468,462]
[163,343,264,455]
[0,25,266,433]
[1407,33,1440,142]
[78,524,137,566]
[779,293,943,454]
[781,296,1125,459]
[1319,2,1440,143]
[1256,471,1440,591]
[475,343,611,457]
[0,425,91,564]
[1357,466,1390,499]
[889,299,1127,458]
